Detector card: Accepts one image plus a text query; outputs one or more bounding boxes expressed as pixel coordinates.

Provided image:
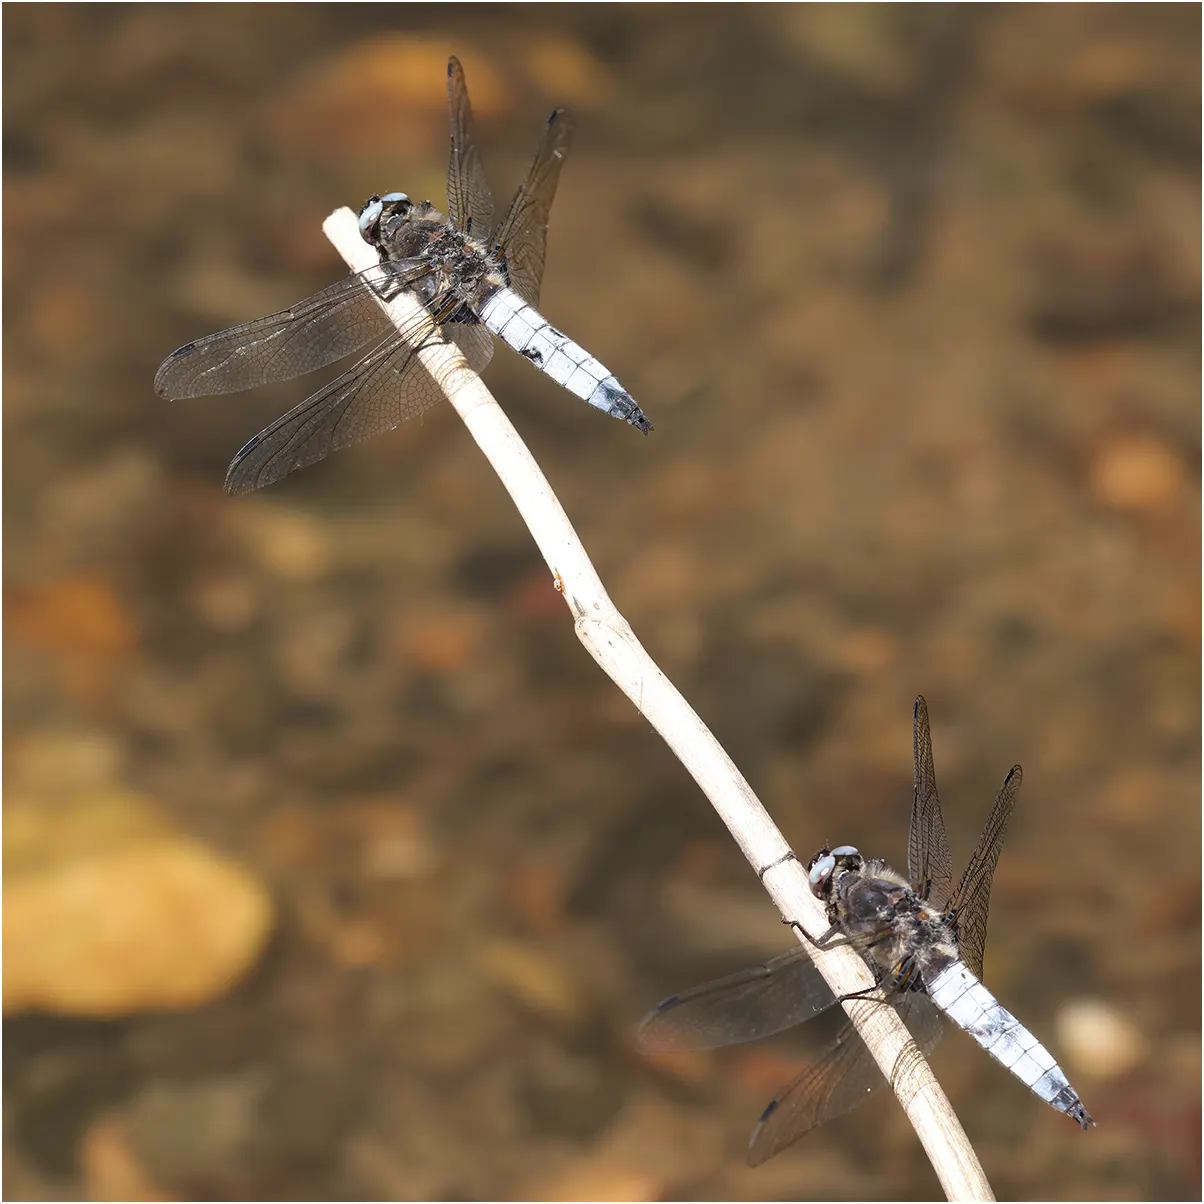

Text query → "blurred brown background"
[4,5,1199,1200]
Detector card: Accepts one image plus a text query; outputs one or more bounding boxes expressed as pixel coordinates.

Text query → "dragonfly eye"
[808,854,836,895]
[831,845,859,859]
[358,193,413,244]
[381,192,413,219]
[358,196,385,243]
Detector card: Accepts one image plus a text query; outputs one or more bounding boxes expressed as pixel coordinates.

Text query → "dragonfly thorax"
[809,846,959,983]
[360,195,446,255]
[360,193,505,306]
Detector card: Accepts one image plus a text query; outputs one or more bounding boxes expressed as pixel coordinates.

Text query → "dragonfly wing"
[154,261,432,399]
[946,764,1022,980]
[746,991,945,1165]
[446,320,494,374]
[908,696,954,907]
[446,56,494,240]
[223,295,455,494]
[490,107,573,309]
[637,945,840,1054]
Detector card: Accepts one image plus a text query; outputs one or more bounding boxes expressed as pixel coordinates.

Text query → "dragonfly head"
[806,845,861,899]
[358,192,413,246]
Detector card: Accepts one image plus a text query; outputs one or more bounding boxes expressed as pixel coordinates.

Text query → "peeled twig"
[323,206,993,1201]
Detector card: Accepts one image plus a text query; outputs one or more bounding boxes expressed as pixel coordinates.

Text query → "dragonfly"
[637,696,1093,1165]
[155,56,652,494]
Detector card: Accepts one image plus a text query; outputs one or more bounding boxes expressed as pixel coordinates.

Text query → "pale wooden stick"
[323,206,992,1201]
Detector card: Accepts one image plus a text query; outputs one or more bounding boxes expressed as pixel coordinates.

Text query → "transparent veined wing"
[223,289,463,494]
[446,55,494,240]
[946,764,1021,980]
[444,318,494,376]
[154,261,432,399]
[490,107,573,309]
[747,991,945,1165]
[908,696,954,907]
[636,946,842,1053]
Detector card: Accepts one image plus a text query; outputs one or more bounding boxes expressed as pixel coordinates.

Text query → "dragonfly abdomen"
[478,287,652,433]
[927,960,1093,1129]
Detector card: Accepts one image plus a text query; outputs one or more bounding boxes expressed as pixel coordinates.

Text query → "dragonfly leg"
[835,984,887,1004]
[782,917,857,950]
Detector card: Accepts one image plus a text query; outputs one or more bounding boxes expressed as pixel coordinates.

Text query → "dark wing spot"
[521,346,544,366]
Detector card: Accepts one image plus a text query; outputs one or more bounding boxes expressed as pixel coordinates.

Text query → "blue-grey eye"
[809,854,836,891]
[381,191,408,203]
[358,197,384,239]
[831,845,859,858]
